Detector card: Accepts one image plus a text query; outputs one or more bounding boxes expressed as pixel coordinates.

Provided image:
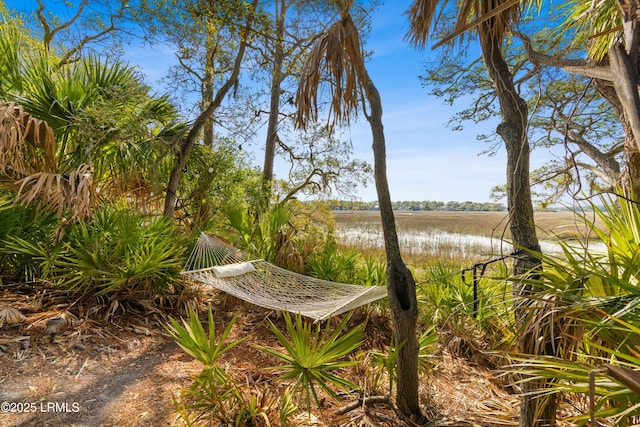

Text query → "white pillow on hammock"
[212,261,255,278]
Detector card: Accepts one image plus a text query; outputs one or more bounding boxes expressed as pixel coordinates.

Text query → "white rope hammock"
[181,233,388,322]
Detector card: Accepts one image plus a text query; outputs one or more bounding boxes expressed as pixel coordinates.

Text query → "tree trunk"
[202,26,216,148]
[481,31,553,427]
[262,0,286,202]
[610,44,640,155]
[607,7,640,199]
[595,80,640,197]
[364,72,422,421]
[163,0,256,219]
[608,41,640,199]
[625,139,640,198]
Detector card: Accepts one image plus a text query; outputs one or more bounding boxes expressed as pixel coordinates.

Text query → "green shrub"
[225,200,296,264]
[368,340,404,396]
[305,241,358,283]
[0,196,59,281]
[168,307,295,427]
[168,306,243,425]
[3,205,185,296]
[356,255,386,287]
[511,193,640,424]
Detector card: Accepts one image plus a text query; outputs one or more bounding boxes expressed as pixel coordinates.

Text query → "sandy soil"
[0,288,531,427]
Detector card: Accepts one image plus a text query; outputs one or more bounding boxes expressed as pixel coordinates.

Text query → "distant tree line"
[326,200,506,211]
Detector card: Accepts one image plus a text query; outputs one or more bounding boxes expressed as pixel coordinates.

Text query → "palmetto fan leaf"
[557,0,622,61]
[14,164,95,221]
[508,192,640,424]
[0,103,95,220]
[511,334,640,424]
[406,0,526,49]
[167,306,243,367]
[18,53,145,160]
[0,22,25,96]
[0,102,56,177]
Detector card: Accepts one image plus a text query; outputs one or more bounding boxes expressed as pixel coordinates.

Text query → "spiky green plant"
[255,312,364,412]
[279,387,299,427]
[418,326,439,375]
[173,365,239,426]
[510,192,640,425]
[234,387,276,427]
[305,241,358,283]
[225,201,295,263]
[357,255,386,287]
[167,306,248,426]
[512,311,640,426]
[0,197,59,281]
[368,340,404,396]
[166,306,243,367]
[366,325,438,396]
[2,205,185,296]
[418,261,477,320]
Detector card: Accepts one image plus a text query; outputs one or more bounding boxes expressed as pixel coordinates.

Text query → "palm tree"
[512,191,640,425]
[0,18,181,219]
[0,102,93,221]
[406,1,551,426]
[295,0,423,420]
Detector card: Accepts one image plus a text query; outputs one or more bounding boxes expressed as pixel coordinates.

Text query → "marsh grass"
[334,210,602,239]
[332,210,604,352]
[333,210,605,264]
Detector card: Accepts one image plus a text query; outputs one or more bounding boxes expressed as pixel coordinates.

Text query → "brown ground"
[1,284,573,427]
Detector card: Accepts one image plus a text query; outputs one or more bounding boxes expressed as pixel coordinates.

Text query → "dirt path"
[0,293,528,427]
[0,320,200,427]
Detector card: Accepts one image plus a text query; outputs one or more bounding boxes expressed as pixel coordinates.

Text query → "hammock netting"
[182,233,388,322]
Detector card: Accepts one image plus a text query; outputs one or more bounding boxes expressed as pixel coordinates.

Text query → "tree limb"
[58,20,117,66]
[518,31,613,81]
[334,395,392,415]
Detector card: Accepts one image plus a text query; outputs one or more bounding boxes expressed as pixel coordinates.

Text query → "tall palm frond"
[295,4,368,129]
[18,53,142,160]
[0,21,25,97]
[16,164,95,221]
[511,311,640,425]
[0,102,56,177]
[557,0,623,61]
[89,95,180,197]
[508,192,640,424]
[406,0,525,49]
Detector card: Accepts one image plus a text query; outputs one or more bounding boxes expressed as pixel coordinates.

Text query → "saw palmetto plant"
[511,192,640,425]
[2,205,186,297]
[168,307,247,425]
[0,102,95,221]
[256,312,364,413]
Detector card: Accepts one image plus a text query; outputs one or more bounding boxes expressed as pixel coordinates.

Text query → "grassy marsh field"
[332,210,604,264]
[333,210,601,239]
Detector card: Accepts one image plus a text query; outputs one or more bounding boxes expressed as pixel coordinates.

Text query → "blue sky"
[334,1,510,203]
[4,0,550,203]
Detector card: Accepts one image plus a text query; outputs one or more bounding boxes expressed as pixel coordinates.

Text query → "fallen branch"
[335,395,392,415]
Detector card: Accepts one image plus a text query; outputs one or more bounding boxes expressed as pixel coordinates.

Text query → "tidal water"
[335,225,608,259]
